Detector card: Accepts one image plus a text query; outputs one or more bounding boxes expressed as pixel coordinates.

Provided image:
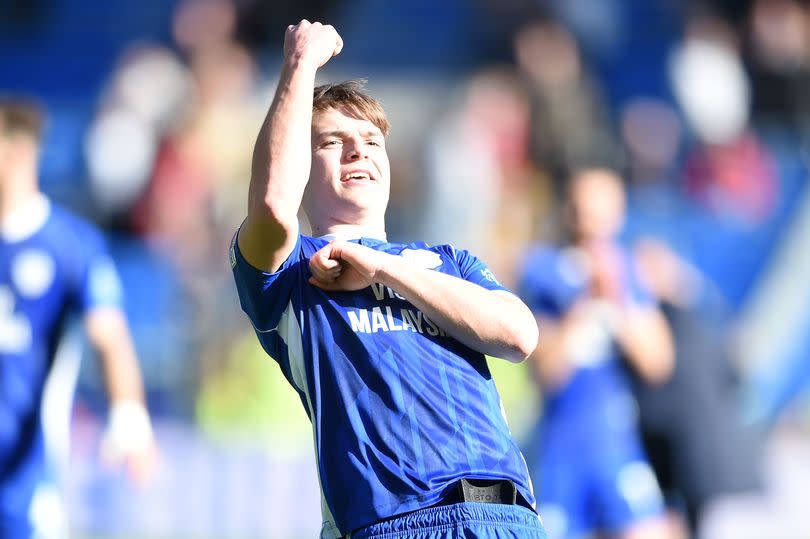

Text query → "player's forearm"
[240,60,317,270]
[249,60,316,224]
[614,306,674,384]
[377,258,538,362]
[86,308,147,404]
[88,308,156,481]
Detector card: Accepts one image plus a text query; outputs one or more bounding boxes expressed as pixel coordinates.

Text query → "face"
[568,169,626,242]
[303,106,390,224]
[0,133,16,185]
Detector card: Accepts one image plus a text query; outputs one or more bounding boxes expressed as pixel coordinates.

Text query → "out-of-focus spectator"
[621,98,683,192]
[173,0,238,55]
[513,18,619,202]
[421,66,549,287]
[125,0,266,439]
[129,40,260,273]
[85,45,192,227]
[667,14,794,311]
[618,96,711,271]
[518,168,674,539]
[133,0,261,271]
[82,0,267,428]
[672,15,779,227]
[745,0,810,138]
[632,238,763,538]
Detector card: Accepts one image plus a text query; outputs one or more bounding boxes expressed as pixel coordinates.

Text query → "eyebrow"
[316,129,384,139]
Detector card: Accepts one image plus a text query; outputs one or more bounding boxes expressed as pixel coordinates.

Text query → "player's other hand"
[309,240,386,291]
[99,401,159,487]
[582,242,625,301]
[284,20,343,69]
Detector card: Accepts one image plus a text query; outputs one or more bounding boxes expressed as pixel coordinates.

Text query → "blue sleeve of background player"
[74,220,124,312]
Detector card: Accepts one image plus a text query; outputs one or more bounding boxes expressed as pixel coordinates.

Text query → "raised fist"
[283,20,343,69]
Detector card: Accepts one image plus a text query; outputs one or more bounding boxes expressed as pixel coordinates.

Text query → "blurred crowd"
[3,0,810,537]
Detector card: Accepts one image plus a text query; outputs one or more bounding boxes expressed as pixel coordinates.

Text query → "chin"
[335,197,386,219]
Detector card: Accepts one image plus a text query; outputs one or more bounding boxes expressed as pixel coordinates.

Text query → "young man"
[517,168,674,539]
[0,99,156,538]
[231,20,546,539]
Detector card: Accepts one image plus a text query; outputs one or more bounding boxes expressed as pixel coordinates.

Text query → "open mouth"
[341,171,373,183]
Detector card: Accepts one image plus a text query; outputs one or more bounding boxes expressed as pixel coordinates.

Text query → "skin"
[0,121,156,484]
[237,20,538,362]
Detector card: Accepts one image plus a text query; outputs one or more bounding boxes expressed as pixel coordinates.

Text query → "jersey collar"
[0,193,51,243]
[319,231,387,243]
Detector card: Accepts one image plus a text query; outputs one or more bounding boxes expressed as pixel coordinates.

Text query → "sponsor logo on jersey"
[11,249,55,298]
[400,249,442,269]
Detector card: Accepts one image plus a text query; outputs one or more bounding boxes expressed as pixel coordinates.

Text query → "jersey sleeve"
[450,247,512,293]
[229,228,304,333]
[74,223,124,313]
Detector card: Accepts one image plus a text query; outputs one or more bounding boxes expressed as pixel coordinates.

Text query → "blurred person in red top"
[671,13,780,227]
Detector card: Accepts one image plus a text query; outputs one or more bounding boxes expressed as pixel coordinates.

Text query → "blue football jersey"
[517,246,653,431]
[231,232,535,538]
[518,246,666,537]
[0,196,123,527]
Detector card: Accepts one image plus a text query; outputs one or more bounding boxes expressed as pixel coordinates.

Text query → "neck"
[309,220,387,241]
[0,174,39,221]
[0,190,49,242]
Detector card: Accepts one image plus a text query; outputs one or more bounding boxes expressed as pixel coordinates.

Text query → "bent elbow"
[248,196,298,238]
[504,319,539,363]
[253,195,295,225]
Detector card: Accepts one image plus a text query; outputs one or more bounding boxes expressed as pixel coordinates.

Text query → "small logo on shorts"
[229,233,238,268]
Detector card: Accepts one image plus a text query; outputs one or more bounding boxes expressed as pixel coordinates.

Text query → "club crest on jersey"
[11,249,55,298]
[399,249,442,269]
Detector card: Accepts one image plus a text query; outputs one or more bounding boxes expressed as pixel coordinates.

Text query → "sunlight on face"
[569,169,626,242]
[303,107,391,225]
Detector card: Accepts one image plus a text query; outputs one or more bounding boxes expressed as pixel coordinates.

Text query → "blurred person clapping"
[517,168,674,539]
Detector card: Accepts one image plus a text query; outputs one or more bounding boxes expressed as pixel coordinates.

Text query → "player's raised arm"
[238,20,343,273]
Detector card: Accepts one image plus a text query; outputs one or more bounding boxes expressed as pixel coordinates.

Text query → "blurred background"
[3,0,810,537]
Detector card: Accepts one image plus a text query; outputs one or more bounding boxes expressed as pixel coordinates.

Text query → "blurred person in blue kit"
[0,99,156,538]
[230,20,547,539]
[517,168,674,539]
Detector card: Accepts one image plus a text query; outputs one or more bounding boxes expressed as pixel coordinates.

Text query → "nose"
[344,137,366,161]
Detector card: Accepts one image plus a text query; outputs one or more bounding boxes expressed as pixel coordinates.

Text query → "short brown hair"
[313,80,390,136]
[0,98,45,141]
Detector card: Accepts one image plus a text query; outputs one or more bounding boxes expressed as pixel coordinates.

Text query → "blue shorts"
[351,502,547,539]
[535,432,664,539]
